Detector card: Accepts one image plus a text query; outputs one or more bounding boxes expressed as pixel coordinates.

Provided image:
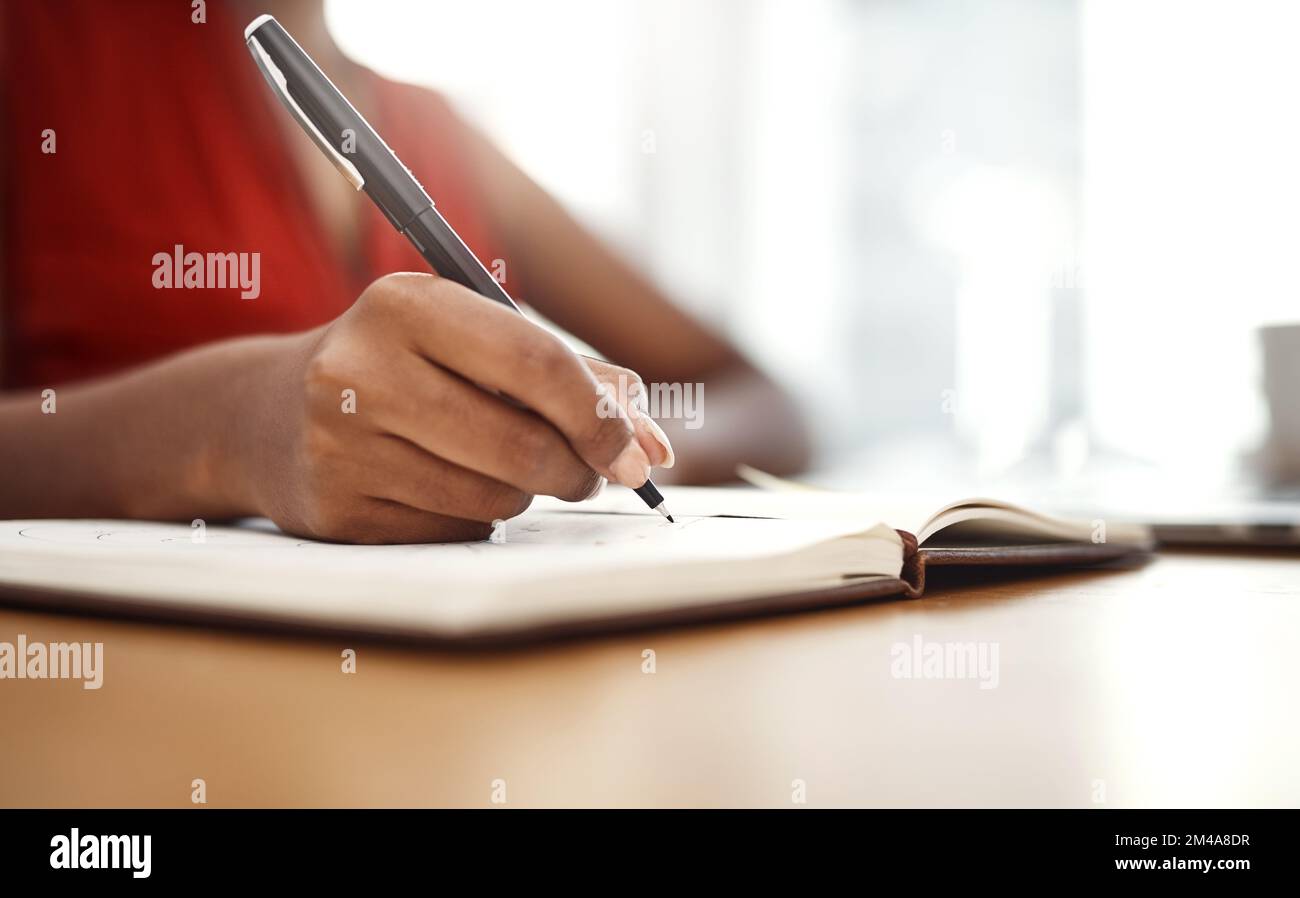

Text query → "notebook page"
[0,493,900,636]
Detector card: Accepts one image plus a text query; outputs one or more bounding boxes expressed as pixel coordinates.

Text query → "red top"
[1,1,506,388]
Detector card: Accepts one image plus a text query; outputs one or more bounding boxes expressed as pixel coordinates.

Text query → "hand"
[242,273,674,543]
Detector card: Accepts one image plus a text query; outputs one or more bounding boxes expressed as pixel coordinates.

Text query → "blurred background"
[329,0,1300,505]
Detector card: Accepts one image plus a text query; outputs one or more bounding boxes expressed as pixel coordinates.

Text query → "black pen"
[244,14,673,521]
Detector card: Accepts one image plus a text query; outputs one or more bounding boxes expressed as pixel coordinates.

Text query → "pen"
[244,14,673,522]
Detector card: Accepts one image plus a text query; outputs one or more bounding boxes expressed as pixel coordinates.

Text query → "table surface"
[1,548,1296,808]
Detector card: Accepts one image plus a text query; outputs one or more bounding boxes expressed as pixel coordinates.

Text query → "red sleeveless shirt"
[1,1,505,388]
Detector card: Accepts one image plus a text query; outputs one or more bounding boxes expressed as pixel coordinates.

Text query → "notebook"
[0,486,1152,642]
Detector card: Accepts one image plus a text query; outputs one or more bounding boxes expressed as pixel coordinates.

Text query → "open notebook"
[0,487,1151,642]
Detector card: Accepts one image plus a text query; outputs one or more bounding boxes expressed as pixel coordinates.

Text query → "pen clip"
[246,34,366,191]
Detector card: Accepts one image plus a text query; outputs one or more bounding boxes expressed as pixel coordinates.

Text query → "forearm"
[654,367,811,485]
[463,117,811,482]
[0,334,297,520]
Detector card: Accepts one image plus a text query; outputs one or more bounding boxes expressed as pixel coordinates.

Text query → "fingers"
[286,434,525,541]
[324,498,494,545]
[371,274,653,488]
[583,358,675,469]
[372,354,605,502]
[358,434,537,523]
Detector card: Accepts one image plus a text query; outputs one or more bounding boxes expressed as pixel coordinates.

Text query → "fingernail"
[609,441,652,488]
[641,416,675,468]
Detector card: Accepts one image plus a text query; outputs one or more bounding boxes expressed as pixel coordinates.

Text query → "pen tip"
[667,515,675,523]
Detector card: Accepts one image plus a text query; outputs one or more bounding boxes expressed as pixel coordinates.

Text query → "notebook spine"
[895,530,926,598]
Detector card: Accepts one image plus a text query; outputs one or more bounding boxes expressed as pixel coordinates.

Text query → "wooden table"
[1,548,1296,808]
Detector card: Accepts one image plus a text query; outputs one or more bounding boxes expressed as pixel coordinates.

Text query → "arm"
[0,275,672,541]
[0,337,277,521]
[461,121,812,484]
